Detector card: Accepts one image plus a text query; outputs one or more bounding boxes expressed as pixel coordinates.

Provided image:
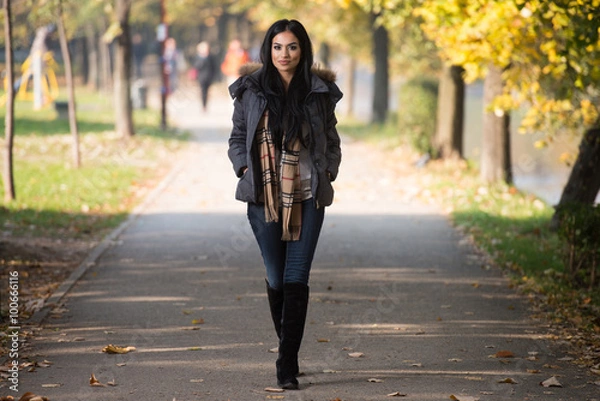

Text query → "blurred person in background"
[221,39,250,86]
[193,41,218,112]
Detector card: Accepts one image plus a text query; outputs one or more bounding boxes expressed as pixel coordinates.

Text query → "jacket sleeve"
[228,96,248,177]
[325,93,342,182]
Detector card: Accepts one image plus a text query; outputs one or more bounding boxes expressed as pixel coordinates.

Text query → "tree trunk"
[551,126,600,228]
[481,64,512,184]
[217,11,229,68]
[86,24,99,91]
[3,0,15,202]
[345,57,356,118]
[99,19,112,92]
[159,0,168,130]
[114,0,134,138]
[318,42,331,67]
[434,64,465,159]
[57,0,81,168]
[371,14,389,124]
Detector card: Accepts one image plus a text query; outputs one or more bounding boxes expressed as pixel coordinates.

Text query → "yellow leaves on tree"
[418,0,600,138]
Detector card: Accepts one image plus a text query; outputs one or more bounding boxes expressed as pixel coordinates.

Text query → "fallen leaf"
[323,369,338,373]
[266,396,284,400]
[497,377,518,384]
[411,363,423,367]
[107,380,117,386]
[268,347,279,353]
[41,384,61,388]
[387,392,407,397]
[102,344,136,354]
[527,369,540,374]
[448,358,462,362]
[265,387,285,393]
[348,352,364,358]
[317,338,330,342]
[190,379,204,383]
[188,347,203,351]
[493,350,515,358]
[192,318,205,325]
[368,378,384,383]
[540,376,562,388]
[90,373,106,387]
[450,395,479,401]
[116,363,127,367]
[17,393,49,401]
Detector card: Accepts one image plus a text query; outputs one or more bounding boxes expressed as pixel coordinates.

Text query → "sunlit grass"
[340,122,599,337]
[421,159,600,335]
[421,160,563,278]
[0,87,190,239]
[338,113,405,148]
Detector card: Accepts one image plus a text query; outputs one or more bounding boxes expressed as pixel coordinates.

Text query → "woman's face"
[271,31,301,78]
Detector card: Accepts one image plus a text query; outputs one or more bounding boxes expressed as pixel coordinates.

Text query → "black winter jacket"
[227,63,343,207]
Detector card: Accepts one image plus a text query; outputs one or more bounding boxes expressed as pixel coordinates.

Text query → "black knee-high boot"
[266,279,283,339]
[277,282,309,390]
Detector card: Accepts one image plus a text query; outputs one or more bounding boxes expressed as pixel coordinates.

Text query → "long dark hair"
[259,19,314,151]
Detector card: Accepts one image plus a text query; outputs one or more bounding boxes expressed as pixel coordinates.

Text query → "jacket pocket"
[235,170,255,202]
[317,170,334,207]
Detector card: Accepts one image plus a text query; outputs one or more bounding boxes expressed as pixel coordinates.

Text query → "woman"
[227,19,342,389]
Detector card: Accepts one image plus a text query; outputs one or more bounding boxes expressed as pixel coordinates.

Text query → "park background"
[0,0,599,391]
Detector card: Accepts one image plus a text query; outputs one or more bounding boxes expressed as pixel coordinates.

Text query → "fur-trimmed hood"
[230,62,342,103]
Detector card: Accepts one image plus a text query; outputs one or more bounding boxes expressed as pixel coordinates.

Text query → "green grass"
[1,87,190,239]
[424,162,564,279]
[340,121,600,339]
[338,113,406,148]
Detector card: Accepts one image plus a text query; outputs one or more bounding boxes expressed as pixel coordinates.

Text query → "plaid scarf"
[257,111,302,241]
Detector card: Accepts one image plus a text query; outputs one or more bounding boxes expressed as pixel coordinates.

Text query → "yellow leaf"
[494,350,515,358]
[90,373,106,387]
[102,344,136,354]
[192,318,205,325]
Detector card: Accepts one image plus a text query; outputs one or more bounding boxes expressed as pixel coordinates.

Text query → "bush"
[556,202,600,289]
[396,77,439,155]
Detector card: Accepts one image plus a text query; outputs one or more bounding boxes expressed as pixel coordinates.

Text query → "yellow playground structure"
[1,50,60,108]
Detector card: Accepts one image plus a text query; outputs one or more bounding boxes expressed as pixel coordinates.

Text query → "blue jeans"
[247,200,325,290]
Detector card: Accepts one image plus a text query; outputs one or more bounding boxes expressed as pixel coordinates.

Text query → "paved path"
[15,83,598,401]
